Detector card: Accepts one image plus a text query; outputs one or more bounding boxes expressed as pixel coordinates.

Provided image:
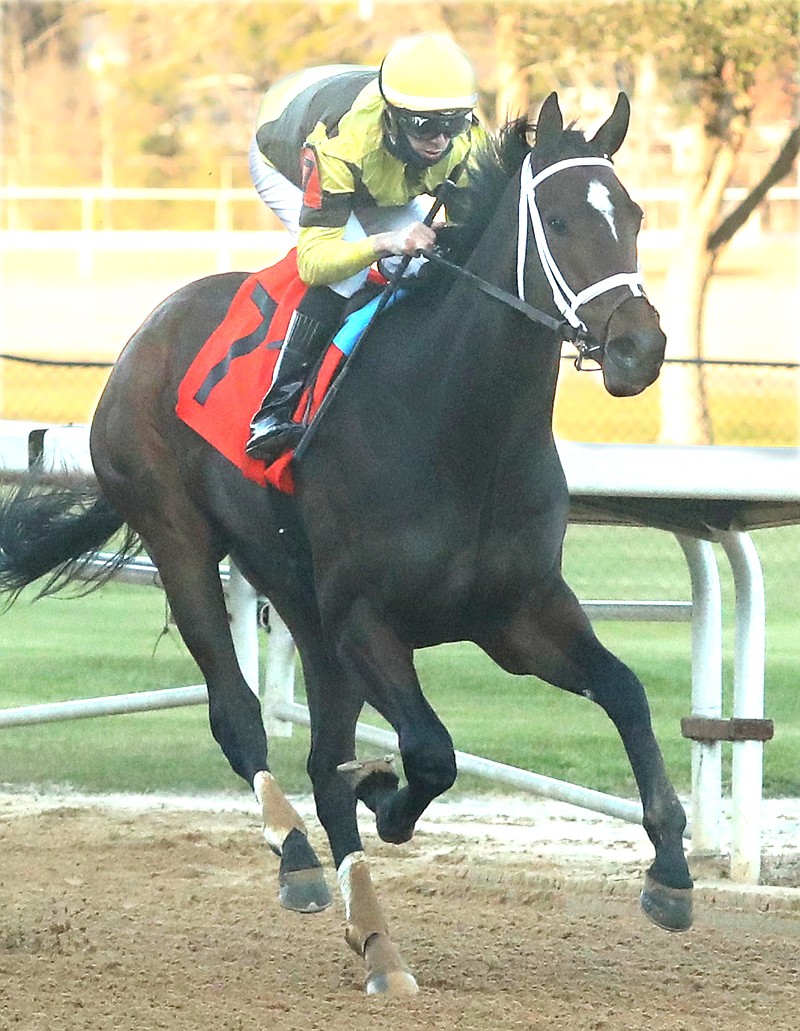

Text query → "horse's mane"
[439,117,592,266]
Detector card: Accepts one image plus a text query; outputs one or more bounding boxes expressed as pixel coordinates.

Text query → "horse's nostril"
[608,336,638,366]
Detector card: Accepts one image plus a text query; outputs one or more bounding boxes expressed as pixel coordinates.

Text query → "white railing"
[0,185,262,229]
[0,227,288,277]
[2,421,796,884]
[3,182,796,218]
[2,183,797,276]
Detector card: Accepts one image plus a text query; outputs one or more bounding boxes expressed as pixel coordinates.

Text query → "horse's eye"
[546,216,567,234]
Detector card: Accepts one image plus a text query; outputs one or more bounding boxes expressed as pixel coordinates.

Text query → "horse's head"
[523,92,666,396]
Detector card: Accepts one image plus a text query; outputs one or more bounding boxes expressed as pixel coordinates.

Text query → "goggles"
[394,109,473,141]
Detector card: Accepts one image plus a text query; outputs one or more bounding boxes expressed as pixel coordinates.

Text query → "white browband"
[516,154,646,331]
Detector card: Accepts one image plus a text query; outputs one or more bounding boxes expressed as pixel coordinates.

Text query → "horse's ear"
[535,92,563,148]
[590,92,630,158]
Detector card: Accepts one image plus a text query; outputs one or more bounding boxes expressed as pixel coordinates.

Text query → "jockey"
[245,33,485,462]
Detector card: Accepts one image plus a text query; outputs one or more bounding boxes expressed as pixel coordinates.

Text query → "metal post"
[262,609,295,737]
[718,530,766,884]
[226,564,259,696]
[677,535,723,854]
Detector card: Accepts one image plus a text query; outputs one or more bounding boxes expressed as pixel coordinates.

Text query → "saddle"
[175,250,387,494]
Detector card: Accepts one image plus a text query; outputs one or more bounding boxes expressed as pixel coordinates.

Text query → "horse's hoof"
[639,872,693,931]
[338,756,401,816]
[279,866,332,913]
[337,754,398,790]
[366,970,420,996]
[278,828,332,913]
[364,934,419,995]
[375,799,415,844]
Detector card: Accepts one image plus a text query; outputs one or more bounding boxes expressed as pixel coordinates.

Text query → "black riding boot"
[245,289,344,463]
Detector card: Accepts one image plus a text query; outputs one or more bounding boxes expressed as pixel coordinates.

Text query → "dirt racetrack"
[1,792,799,1031]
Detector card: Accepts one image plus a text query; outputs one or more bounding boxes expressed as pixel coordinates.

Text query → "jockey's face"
[405,132,451,166]
[388,107,471,166]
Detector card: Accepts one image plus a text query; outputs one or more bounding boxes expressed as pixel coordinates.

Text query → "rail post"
[718,530,767,884]
[225,564,260,696]
[677,535,723,855]
[262,609,295,737]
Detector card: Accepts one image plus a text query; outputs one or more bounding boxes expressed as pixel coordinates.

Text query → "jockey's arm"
[296,221,437,286]
[296,143,436,287]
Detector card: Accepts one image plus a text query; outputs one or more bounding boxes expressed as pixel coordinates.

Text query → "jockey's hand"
[373,222,437,259]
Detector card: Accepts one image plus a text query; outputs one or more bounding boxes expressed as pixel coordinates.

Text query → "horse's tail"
[0,477,142,601]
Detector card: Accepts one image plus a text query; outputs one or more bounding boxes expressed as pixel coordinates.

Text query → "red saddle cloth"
[175,249,348,494]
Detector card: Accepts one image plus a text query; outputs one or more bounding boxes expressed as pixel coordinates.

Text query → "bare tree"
[654,1,799,443]
[503,0,799,443]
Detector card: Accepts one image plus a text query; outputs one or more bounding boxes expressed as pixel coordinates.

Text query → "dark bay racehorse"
[0,93,692,994]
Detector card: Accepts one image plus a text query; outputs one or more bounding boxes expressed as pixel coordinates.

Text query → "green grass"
[0,524,797,800]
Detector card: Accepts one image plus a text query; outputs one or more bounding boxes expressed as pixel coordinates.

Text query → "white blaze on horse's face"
[587,180,618,241]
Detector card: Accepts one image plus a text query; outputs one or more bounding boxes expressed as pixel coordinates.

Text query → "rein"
[421,249,601,371]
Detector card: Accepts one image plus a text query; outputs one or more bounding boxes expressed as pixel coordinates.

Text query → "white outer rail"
[2,423,795,883]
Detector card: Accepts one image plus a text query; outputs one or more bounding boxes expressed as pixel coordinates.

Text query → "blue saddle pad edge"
[332,289,405,356]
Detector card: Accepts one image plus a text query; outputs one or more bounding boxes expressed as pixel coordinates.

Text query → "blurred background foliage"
[2,1,798,443]
[3,1,797,195]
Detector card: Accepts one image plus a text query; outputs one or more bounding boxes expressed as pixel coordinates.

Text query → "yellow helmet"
[379,34,478,112]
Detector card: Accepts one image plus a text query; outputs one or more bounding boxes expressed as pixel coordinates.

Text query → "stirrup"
[245,422,305,463]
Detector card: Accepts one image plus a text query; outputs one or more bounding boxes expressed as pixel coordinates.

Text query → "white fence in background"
[2,183,797,276]
[2,421,798,884]
[0,227,281,277]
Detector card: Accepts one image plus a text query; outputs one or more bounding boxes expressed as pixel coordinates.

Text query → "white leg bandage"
[337,850,388,955]
[253,770,307,855]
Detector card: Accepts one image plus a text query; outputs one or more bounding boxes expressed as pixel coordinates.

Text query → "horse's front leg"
[478,583,693,932]
[333,597,458,845]
[300,648,418,994]
[252,769,330,913]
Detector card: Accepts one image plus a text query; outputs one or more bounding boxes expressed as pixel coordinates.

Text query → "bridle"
[518,155,646,340]
[424,153,650,370]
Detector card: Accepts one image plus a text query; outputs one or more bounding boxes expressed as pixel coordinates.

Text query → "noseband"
[517,155,647,339]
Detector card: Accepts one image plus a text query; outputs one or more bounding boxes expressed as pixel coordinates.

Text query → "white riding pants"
[249,136,428,298]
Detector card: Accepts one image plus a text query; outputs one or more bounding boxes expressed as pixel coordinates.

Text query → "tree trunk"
[658,123,738,445]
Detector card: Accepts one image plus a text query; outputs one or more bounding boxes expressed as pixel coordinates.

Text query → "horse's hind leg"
[118,502,329,912]
[477,581,693,932]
